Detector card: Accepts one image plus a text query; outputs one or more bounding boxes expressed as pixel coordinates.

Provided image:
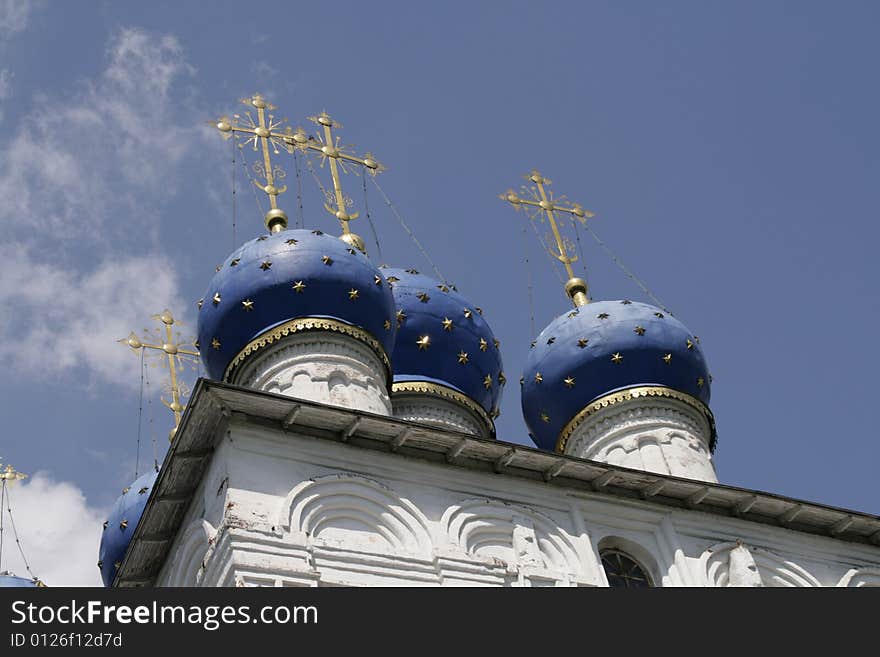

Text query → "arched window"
[600,549,653,588]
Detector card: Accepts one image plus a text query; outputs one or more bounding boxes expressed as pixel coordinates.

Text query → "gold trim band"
[224,317,392,383]
[556,385,716,454]
[391,380,495,438]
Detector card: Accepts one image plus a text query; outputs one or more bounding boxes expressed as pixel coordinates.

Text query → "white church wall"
[156,420,880,587]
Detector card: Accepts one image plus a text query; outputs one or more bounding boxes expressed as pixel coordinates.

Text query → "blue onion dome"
[521,300,714,453]
[0,572,42,587]
[98,469,158,587]
[382,267,504,431]
[197,229,397,382]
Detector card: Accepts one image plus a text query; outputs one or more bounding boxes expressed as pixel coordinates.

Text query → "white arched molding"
[837,567,880,587]
[701,541,821,587]
[441,499,584,581]
[277,473,432,559]
[165,519,216,587]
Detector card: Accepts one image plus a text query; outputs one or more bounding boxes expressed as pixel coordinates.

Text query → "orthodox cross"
[215,93,299,233]
[119,309,199,441]
[0,463,26,485]
[299,111,384,253]
[501,169,595,307]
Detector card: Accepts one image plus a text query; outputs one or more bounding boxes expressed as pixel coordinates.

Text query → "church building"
[95,94,880,588]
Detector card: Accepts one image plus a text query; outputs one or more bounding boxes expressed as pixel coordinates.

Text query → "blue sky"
[0,0,878,584]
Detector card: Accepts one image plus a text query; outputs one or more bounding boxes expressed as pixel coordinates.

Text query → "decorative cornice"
[392,381,495,439]
[556,385,716,455]
[225,317,391,383]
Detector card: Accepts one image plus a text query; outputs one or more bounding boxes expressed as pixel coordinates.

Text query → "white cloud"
[0,0,35,37]
[1,473,105,586]
[0,242,186,388]
[0,27,196,240]
[0,27,200,387]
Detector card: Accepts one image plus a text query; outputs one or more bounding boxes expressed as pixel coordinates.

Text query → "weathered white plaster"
[155,419,880,587]
[392,392,487,438]
[564,396,718,483]
[231,332,391,416]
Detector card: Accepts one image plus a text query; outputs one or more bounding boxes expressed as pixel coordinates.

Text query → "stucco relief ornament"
[727,539,762,587]
[512,516,546,569]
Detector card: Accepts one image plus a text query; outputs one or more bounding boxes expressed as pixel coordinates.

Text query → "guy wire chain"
[520,214,537,339]
[0,481,5,570]
[583,222,672,314]
[146,362,157,472]
[236,139,268,228]
[135,348,145,480]
[293,150,305,229]
[574,217,591,293]
[369,176,446,283]
[361,171,383,261]
[3,486,36,579]
[231,134,237,249]
[528,210,566,286]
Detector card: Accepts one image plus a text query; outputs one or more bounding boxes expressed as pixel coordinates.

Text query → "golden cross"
[119,309,199,441]
[501,169,595,307]
[299,111,384,253]
[215,93,300,233]
[0,463,27,483]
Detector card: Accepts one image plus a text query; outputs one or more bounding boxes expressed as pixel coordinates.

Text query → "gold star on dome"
[260,260,272,271]
[530,340,536,348]
[285,238,298,246]
[475,307,483,315]
[493,338,500,349]
[416,335,431,350]
[442,317,454,331]
[347,248,357,255]
[197,298,204,310]
[564,376,575,388]
[709,374,713,383]
[322,255,333,265]
[577,338,589,348]
[114,561,121,570]
[417,292,430,303]
[215,265,221,272]
[519,376,525,385]
[479,338,488,352]
[540,412,550,423]
[621,300,632,305]
[348,288,359,301]
[457,350,469,364]
[686,339,694,350]
[463,308,473,319]
[257,235,268,241]
[396,309,407,325]
[662,353,672,365]
[697,377,705,388]
[405,268,419,274]
[212,292,221,306]
[292,280,306,294]
[374,275,382,286]
[211,338,221,350]
[122,487,130,495]
[387,276,400,283]
[102,521,108,530]
[138,487,148,495]
[547,336,556,344]
[654,312,664,318]
[498,371,507,385]
[230,258,240,266]
[534,372,543,383]
[694,335,701,343]
[634,326,646,336]
[242,299,254,312]
[384,319,392,330]
[437,284,450,293]
[598,313,609,320]
[483,374,492,389]
[611,352,623,364]
[567,311,577,318]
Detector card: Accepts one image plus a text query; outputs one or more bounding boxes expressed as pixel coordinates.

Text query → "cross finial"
[119,309,199,442]
[215,93,302,234]
[300,110,384,253]
[501,169,596,307]
[0,463,27,483]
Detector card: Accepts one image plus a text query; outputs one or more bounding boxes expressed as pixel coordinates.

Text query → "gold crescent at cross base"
[119,309,199,442]
[554,385,717,454]
[501,169,595,308]
[391,380,495,439]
